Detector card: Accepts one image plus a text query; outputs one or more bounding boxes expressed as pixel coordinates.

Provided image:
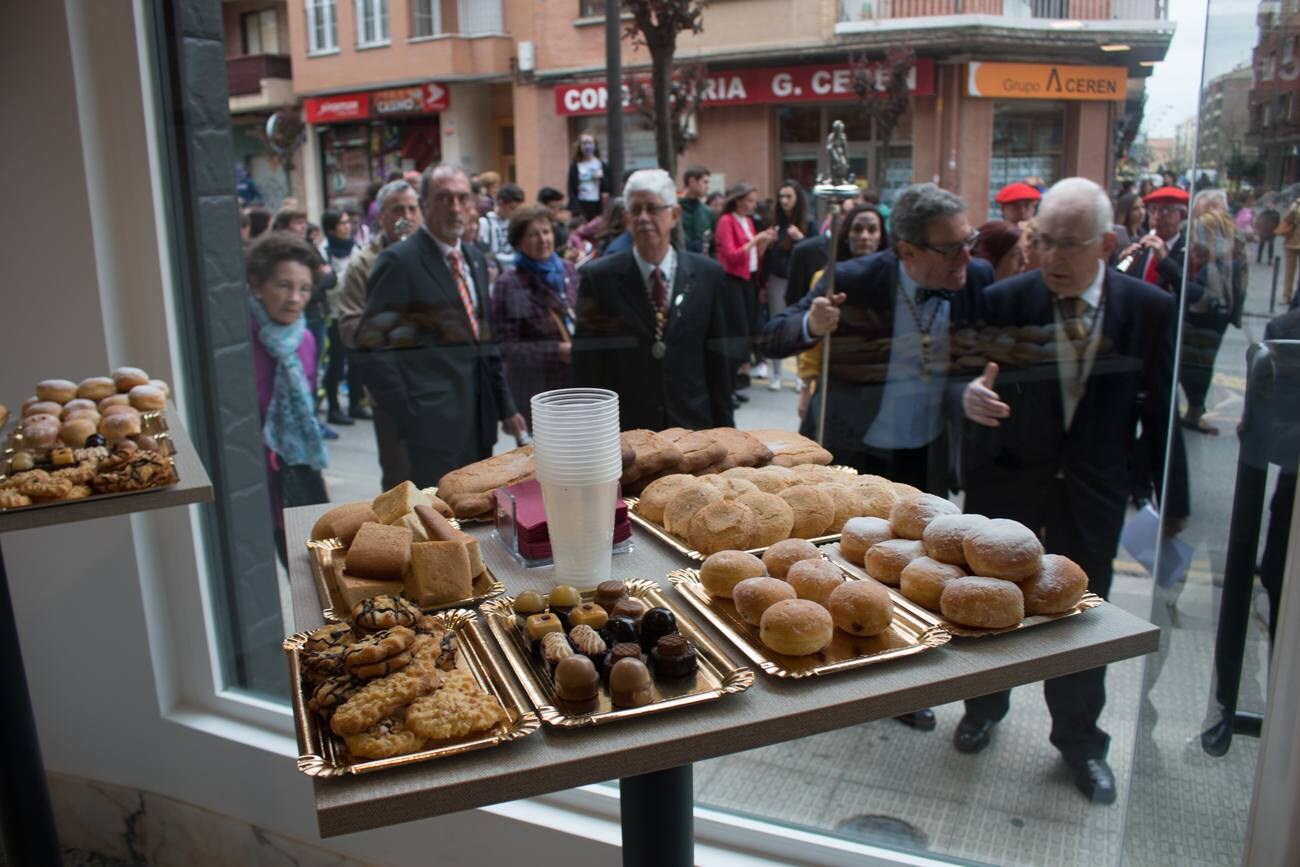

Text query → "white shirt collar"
[424,225,462,260]
[632,245,677,288]
[1069,260,1106,308]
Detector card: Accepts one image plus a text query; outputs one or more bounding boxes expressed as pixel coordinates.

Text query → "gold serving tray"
[668,565,949,679]
[625,497,842,562]
[307,536,505,622]
[820,542,1104,638]
[0,410,176,514]
[482,578,754,728]
[285,608,540,778]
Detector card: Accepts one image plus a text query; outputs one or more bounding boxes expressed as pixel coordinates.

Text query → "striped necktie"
[446,248,480,340]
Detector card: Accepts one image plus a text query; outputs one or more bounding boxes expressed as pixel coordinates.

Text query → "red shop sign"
[554,59,936,117]
[305,82,450,124]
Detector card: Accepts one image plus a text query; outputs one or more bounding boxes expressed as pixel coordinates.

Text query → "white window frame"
[305,0,338,55]
[355,0,390,48]
[410,0,442,39]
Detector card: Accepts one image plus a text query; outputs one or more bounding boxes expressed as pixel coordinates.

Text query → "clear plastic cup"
[538,477,619,584]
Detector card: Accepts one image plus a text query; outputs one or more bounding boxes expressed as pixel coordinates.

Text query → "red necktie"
[1142,251,1159,286]
[446,248,480,340]
[651,267,668,318]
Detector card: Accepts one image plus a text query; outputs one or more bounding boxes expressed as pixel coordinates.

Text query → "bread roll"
[962,519,1044,582]
[1020,554,1088,615]
[826,580,894,637]
[687,500,756,555]
[760,599,833,656]
[732,576,796,626]
[113,367,150,392]
[735,491,795,548]
[761,538,820,579]
[940,576,1024,629]
[899,557,967,611]
[779,484,835,538]
[36,379,76,403]
[786,558,845,607]
[663,484,722,537]
[77,377,116,401]
[635,474,699,525]
[310,501,381,545]
[128,384,166,411]
[700,550,765,598]
[840,517,893,565]
[889,493,960,540]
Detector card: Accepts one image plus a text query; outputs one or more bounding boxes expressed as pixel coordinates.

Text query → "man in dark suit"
[958,177,1191,803]
[573,168,742,431]
[1118,185,1187,295]
[763,183,994,732]
[763,183,995,494]
[354,164,526,487]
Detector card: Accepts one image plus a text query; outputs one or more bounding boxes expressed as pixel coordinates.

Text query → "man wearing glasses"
[573,168,742,431]
[762,183,994,732]
[958,177,1189,803]
[1118,185,1188,294]
[354,164,526,487]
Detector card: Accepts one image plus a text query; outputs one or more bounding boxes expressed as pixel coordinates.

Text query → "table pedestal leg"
[0,541,63,865]
[620,764,692,867]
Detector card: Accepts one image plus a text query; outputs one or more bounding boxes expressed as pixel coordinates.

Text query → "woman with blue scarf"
[247,233,330,563]
[490,204,579,429]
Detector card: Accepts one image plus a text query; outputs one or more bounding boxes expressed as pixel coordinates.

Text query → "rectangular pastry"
[372,480,435,525]
[344,522,412,582]
[405,540,472,607]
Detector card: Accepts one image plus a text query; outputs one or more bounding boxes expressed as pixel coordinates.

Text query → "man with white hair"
[573,168,742,430]
[957,177,1190,803]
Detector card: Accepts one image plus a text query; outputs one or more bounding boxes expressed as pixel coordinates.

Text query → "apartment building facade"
[1249,0,1300,190]
[283,0,1173,222]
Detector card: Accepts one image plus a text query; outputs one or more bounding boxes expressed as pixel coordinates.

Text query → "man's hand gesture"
[963,362,1010,427]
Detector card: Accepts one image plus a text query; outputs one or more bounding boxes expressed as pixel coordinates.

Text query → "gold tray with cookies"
[285,608,540,778]
[668,565,949,679]
[0,412,177,513]
[482,579,753,728]
[820,542,1104,639]
[307,536,505,622]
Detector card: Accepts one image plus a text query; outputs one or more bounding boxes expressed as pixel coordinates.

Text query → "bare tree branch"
[622,0,708,177]
[850,47,915,195]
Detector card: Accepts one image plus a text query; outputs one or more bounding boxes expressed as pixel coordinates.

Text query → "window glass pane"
[259,9,279,54]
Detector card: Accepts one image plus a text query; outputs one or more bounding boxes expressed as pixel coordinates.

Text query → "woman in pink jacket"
[715,183,775,392]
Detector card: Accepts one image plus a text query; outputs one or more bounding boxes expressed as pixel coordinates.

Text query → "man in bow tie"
[957,177,1189,803]
[762,182,995,732]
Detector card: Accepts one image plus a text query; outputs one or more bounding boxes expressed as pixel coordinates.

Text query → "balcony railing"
[839,0,1166,20]
[227,53,292,96]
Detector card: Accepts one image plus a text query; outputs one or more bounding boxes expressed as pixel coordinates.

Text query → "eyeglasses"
[1033,235,1100,253]
[628,202,671,218]
[919,231,979,259]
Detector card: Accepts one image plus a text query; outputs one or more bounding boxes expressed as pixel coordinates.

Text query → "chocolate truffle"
[568,601,609,630]
[553,655,599,703]
[601,642,645,683]
[650,634,698,678]
[594,580,627,613]
[604,615,639,645]
[609,657,654,707]
[611,597,647,622]
[638,607,678,652]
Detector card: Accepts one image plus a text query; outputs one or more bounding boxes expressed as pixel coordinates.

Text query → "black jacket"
[572,248,744,430]
[761,248,994,462]
[1123,230,1186,298]
[784,235,830,306]
[962,269,1191,543]
[353,230,516,479]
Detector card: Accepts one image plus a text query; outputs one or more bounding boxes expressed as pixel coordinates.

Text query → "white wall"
[0,4,621,864]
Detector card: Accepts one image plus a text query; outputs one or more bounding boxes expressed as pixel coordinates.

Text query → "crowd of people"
[238,146,1298,804]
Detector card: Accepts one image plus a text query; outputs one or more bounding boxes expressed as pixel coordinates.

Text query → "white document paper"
[1120,503,1194,589]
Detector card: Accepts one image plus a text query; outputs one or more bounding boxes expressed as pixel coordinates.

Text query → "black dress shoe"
[348,406,373,420]
[1070,758,1117,804]
[953,716,997,754]
[326,409,355,426]
[894,709,936,731]
[733,391,749,404]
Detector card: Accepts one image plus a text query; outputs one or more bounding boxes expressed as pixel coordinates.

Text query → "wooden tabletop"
[0,405,213,534]
[283,501,1160,838]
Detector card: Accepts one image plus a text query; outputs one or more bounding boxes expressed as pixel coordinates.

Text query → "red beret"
[1143,185,1190,205]
[995,182,1042,205]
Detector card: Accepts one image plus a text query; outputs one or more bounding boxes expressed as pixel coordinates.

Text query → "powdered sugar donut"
[962,519,1044,582]
[940,576,1024,629]
[1020,554,1088,615]
[889,493,960,540]
[922,513,991,566]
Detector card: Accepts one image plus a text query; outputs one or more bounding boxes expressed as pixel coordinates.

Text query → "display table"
[1,405,213,865]
[284,502,1159,859]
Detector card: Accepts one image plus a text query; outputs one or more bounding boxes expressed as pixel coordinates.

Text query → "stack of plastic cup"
[530,388,622,585]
